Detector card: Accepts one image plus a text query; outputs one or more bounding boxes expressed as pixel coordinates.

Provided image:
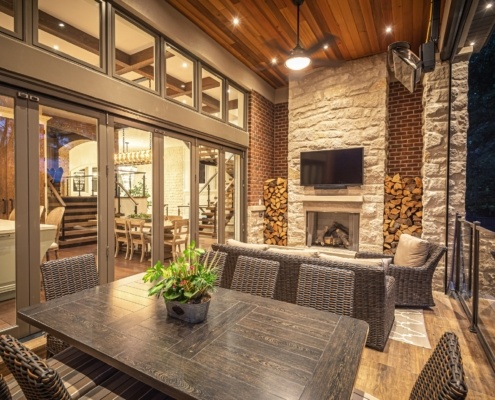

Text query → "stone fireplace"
[306,211,359,251]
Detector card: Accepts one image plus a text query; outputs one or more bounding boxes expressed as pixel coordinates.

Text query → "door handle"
[1,199,5,214]
[9,198,14,214]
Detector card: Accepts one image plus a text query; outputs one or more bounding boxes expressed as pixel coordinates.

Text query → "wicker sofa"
[356,242,447,307]
[212,243,396,351]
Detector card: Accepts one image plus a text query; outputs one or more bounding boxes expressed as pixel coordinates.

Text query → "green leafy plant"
[143,241,219,304]
[129,181,150,198]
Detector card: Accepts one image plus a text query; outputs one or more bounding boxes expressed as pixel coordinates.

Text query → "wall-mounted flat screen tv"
[300,147,364,187]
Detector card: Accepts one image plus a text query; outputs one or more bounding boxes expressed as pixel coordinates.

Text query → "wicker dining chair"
[231,255,280,298]
[409,332,468,399]
[0,375,11,400]
[41,254,99,357]
[0,335,169,400]
[199,250,227,286]
[296,264,355,317]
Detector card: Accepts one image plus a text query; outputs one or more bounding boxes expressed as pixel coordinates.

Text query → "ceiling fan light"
[285,55,311,70]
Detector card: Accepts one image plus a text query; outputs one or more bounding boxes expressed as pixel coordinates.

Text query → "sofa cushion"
[226,239,268,250]
[266,247,319,257]
[319,253,386,267]
[394,234,429,267]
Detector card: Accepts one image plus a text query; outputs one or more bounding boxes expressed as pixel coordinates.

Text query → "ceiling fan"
[283,0,342,71]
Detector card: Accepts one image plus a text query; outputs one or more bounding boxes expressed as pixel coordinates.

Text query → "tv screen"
[300,148,364,187]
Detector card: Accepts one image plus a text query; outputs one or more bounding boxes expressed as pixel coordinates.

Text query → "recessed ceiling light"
[385,26,392,33]
[323,44,329,50]
[470,42,475,46]
[271,58,277,64]
[182,100,187,104]
[53,44,59,50]
[182,62,188,68]
[227,89,230,93]
[233,17,240,26]
[181,84,185,88]
[58,22,65,28]
[487,3,493,9]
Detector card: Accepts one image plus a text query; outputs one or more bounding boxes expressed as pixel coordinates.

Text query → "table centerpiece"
[143,241,220,323]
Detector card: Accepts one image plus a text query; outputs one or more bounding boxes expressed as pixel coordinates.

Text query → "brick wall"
[387,81,424,178]
[247,91,275,206]
[273,102,289,179]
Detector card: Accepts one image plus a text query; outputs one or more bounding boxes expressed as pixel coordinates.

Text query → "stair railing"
[450,212,495,373]
[115,182,138,216]
[47,180,66,208]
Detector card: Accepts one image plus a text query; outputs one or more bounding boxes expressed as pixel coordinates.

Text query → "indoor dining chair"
[128,218,151,262]
[114,217,130,259]
[45,206,66,261]
[0,335,170,400]
[231,255,280,298]
[296,264,355,317]
[164,219,189,260]
[41,254,99,357]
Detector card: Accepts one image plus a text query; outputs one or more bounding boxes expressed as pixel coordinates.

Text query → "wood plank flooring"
[355,291,495,400]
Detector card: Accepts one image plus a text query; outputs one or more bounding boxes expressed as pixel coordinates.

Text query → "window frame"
[226,81,247,130]
[0,0,22,39]
[200,65,225,121]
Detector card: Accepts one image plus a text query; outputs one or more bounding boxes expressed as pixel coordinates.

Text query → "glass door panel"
[224,151,239,241]
[197,145,218,249]
[0,94,16,330]
[39,105,99,274]
[163,136,190,260]
[114,123,152,277]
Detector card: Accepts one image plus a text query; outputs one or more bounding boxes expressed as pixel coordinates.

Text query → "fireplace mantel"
[301,195,363,204]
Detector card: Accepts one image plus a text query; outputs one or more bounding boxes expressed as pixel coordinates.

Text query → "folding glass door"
[0,86,106,337]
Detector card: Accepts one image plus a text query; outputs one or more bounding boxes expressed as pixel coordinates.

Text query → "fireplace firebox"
[306,211,359,251]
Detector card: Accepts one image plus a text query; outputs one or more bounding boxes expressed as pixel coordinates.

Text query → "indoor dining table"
[18,273,368,400]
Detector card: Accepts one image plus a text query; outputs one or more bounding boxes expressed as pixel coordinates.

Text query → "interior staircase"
[49,196,98,247]
[198,150,235,238]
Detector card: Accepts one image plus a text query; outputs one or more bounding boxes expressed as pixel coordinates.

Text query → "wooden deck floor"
[355,291,495,399]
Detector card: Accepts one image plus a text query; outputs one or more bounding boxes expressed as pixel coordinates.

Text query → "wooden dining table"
[18,273,368,400]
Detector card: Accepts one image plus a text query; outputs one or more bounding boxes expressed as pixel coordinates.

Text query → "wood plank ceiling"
[165,0,433,89]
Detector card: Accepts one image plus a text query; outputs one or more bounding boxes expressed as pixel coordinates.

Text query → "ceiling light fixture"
[182,62,188,68]
[233,17,240,25]
[58,22,65,28]
[284,0,311,71]
[470,42,475,46]
[271,57,277,64]
[323,44,329,50]
[486,3,493,9]
[386,26,392,33]
[53,44,59,50]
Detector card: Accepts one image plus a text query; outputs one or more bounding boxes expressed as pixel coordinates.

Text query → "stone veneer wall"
[421,61,450,290]
[246,91,275,243]
[387,81,424,177]
[287,54,388,252]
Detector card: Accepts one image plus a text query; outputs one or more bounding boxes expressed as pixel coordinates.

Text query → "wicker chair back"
[231,255,280,298]
[0,374,12,400]
[297,264,355,317]
[410,332,468,400]
[0,335,71,400]
[41,254,99,356]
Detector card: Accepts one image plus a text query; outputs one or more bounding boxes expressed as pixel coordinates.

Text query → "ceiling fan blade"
[306,33,340,56]
[311,58,346,68]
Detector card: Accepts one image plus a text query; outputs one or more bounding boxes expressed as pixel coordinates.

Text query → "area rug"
[389,309,431,348]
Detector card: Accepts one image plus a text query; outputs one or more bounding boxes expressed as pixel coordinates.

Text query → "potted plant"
[142,242,220,323]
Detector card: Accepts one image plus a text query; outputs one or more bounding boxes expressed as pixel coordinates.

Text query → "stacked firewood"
[263,178,288,246]
[383,174,423,255]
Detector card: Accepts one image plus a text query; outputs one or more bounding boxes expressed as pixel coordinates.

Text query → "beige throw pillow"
[319,253,385,267]
[393,234,429,267]
[226,239,268,250]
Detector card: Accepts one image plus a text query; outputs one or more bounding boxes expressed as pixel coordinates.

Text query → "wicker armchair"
[297,264,355,317]
[356,243,446,307]
[0,335,169,400]
[41,254,99,357]
[199,250,227,286]
[231,255,280,298]
[410,332,468,399]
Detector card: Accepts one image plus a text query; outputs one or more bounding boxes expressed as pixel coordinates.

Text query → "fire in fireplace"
[306,212,360,251]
